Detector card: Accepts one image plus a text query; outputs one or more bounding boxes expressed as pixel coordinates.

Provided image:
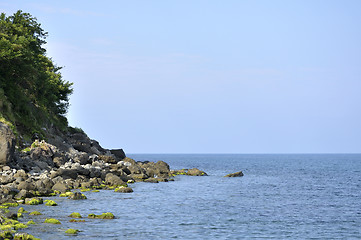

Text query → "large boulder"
[105,173,125,186]
[110,149,126,160]
[0,122,15,166]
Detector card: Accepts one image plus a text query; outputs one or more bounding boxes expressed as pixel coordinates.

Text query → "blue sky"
[2,1,361,153]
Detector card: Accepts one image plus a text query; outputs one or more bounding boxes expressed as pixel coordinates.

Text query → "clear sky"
[2,1,361,153]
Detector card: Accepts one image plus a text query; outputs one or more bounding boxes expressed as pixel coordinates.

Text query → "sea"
[19,154,361,239]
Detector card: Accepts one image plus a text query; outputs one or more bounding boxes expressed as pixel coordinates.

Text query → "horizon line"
[126,152,361,155]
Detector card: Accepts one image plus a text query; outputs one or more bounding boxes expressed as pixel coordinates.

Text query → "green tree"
[0,10,73,136]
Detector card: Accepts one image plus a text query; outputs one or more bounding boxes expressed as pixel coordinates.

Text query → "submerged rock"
[224,171,244,177]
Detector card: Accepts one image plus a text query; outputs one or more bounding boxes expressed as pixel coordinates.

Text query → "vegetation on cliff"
[0,10,73,140]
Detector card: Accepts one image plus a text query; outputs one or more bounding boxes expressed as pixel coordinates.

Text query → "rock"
[224,171,244,177]
[88,212,114,219]
[0,175,15,185]
[52,152,67,168]
[52,182,70,193]
[105,173,125,186]
[144,178,159,183]
[122,157,136,166]
[25,197,43,205]
[68,192,87,200]
[186,168,208,176]
[17,181,35,191]
[73,152,89,165]
[14,170,28,180]
[115,186,133,193]
[99,155,117,164]
[110,149,126,160]
[56,168,78,180]
[2,165,10,171]
[0,122,15,166]
[130,173,149,180]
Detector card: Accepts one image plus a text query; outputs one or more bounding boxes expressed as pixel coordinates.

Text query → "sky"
[1,0,361,153]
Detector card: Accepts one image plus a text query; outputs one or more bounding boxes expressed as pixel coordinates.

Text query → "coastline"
[0,122,207,239]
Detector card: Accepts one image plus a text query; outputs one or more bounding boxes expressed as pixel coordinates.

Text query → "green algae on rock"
[29,211,42,215]
[17,207,27,213]
[68,212,82,218]
[27,220,36,225]
[14,233,40,240]
[65,229,79,234]
[69,219,85,222]
[59,192,73,197]
[88,212,115,219]
[2,202,19,208]
[114,186,133,193]
[13,223,28,230]
[45,200,58,206]
[24,198,43,205]
[67,192,87,200]
[44,218,61,224]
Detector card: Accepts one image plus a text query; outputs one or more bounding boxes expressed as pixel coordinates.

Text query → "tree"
[0,10,73,136]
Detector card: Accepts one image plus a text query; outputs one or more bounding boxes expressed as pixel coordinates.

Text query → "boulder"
[105,173,125,186]
[99,155,117,164]
[15,189,34,199]
[186,168,208,176]
[73,152,89,165]
[14,170,28,180]
[52,182,70,193]
[115,187,133,193]
[110,149,126,160]
[144,178,159,183]
[0,122,15,166]
[68,192,87,200]
[17,181,35,191]
[56,168,78,180]
[224,171,244,177]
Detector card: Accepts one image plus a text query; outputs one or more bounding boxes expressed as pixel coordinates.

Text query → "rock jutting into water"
[0,121,208,238]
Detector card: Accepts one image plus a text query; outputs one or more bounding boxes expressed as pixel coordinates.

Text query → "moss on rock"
[44,218,61,224]
[27,220,36,225]
[68,212,82,218]
[65,229,79,234]
[13,223,28,230]
[69,219,85,222]
[59,191,73,197]
[25,198,43,205]
[2,202,19,207]
[29,211,42,215]
[14,233,40,240]
[45,200,58,206]
[88,212,115,219]
[114,186,133,193]
[17,207,27,213]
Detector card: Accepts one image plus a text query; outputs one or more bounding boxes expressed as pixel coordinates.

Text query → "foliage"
[0,10,73,137]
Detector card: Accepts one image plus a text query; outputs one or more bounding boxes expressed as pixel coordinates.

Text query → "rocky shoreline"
[0,122,208,239]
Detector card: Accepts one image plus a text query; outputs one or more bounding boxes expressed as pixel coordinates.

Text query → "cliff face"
[0,122,15,166]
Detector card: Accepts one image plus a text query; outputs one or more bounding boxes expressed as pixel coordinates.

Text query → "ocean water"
[19,154,361,239]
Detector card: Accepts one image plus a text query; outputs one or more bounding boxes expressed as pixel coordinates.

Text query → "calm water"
[18,154,361,239]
